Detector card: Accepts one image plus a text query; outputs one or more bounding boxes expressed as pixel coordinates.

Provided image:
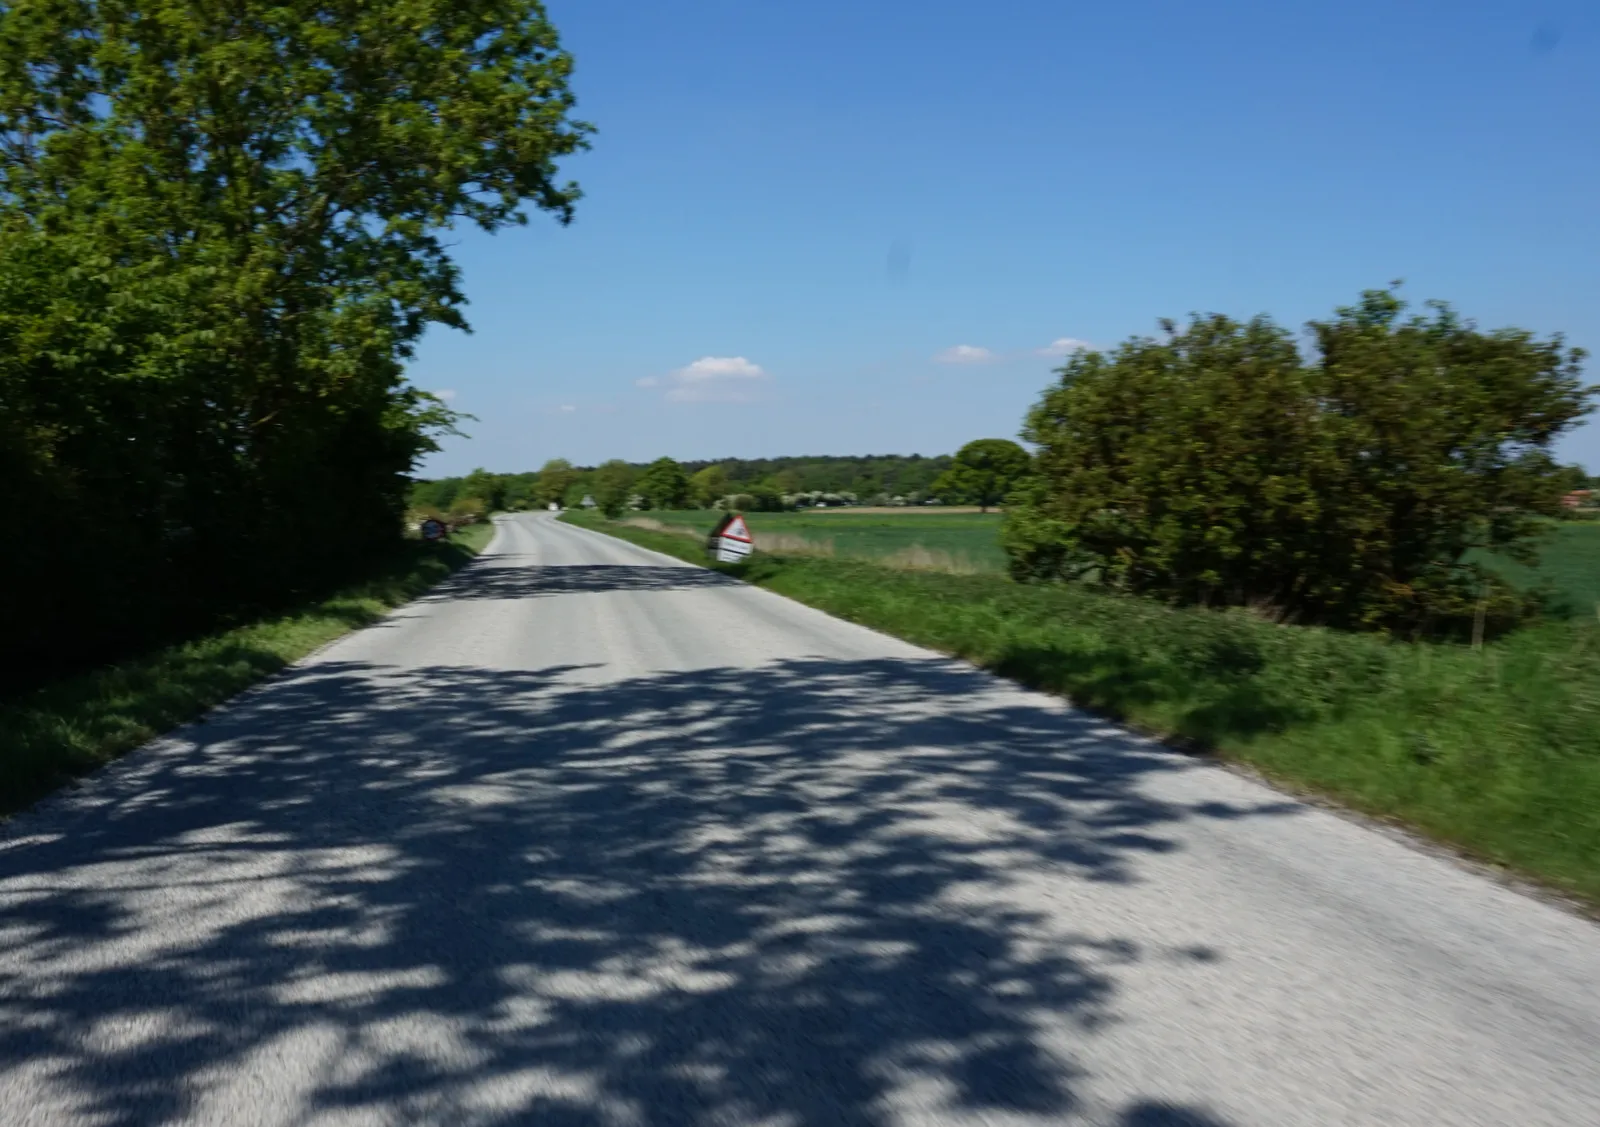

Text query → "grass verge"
[564,509,1600,909]
[0,521,495,818]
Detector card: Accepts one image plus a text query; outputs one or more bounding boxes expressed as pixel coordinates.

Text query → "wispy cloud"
[934,345,995,365]
[431,388,458,401]
[1036,337,1095,357]
[558,404,577,413]
[643,356,773,403]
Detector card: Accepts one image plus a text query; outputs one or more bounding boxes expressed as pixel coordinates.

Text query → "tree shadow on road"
[419,561,740,602]
[0,650,1291,1125]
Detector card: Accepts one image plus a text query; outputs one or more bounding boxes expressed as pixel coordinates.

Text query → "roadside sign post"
[707,513,753,563]
[420,518,446,542]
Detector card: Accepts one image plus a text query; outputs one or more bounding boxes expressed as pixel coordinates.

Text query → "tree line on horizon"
[410,452,982,520]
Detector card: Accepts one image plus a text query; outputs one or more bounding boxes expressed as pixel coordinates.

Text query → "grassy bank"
[0,521,495,818]
[564,510,1600,908]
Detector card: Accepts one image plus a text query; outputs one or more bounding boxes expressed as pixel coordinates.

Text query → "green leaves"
[593,460,634,520]
[533,458,578,508]
[933,438,1030,511]
[635,456,691,510]
[689,464,729,509]
[0,0,589,678]
[1004,290,1595,633]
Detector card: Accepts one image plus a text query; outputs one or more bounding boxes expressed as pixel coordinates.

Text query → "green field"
[625,509,1008,572]
[1474,521,1600,619]
[622,510,1600,612]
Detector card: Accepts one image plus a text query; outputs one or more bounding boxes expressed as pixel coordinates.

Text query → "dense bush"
[1004,290,1594,633]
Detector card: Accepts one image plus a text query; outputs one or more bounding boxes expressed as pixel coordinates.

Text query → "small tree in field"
[934,439,1030,511]
[1002,289,1594,632]
[690,465,729,508]
[534,459,578,508]
[593,460,634,518]
[636,456,690,509]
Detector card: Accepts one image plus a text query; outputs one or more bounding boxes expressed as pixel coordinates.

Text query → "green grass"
[0,521,495,818]
[565,510,1600,910]
[1471,521,1600,619]
[622,508,1008,571]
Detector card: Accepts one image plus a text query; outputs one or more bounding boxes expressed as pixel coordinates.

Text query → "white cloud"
[645,355,772,403]
[432,388,458,401]
[558,404,577,413]
[934,345,995,365]
[1037,337,1094,357]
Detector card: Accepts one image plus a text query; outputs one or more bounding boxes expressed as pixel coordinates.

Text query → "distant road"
[2,511,1597,1126]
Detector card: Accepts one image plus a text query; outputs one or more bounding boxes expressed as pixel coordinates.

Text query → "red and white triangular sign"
[720,514,752,543]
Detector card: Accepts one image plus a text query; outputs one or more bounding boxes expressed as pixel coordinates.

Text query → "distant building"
[1561,489,1593,509]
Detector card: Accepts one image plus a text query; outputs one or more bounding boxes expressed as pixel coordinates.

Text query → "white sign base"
[715,537,752,563]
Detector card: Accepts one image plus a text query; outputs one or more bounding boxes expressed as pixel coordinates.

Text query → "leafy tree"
[593,460,634,518]
[534,458,578,508]
[448,496,488,524]
[636,456,691,509]
[0,0,590,678]
[462,468,509,513]
[501,472,540,510]
[690,464,730,508]
[564,471,595,508]
[1003,290,1594,632]
[410,478,463,513]
[934,439,1031,511]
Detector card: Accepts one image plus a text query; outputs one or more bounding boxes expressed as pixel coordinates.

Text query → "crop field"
[623,509,1008,572]
[1473,521,1600,619]
[623,510,1600,600]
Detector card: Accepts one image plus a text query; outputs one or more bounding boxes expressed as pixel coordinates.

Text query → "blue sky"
[410,0,1600,476]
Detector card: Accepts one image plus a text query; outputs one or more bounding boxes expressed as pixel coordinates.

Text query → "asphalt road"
[3,512,1598,1127]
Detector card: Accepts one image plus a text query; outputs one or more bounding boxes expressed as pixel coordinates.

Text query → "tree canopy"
[934,439,1030,511]
[534,459,579,508]
[1002,289,1594,632]
[690,464,730,508]
[635,457,691,510]
[0,0,589,679]
[593,460,634,519]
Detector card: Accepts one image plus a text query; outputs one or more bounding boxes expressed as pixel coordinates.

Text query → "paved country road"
[3,513,1598,1127]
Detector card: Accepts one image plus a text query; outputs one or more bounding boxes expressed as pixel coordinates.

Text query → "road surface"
[2,512,1597,1127]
